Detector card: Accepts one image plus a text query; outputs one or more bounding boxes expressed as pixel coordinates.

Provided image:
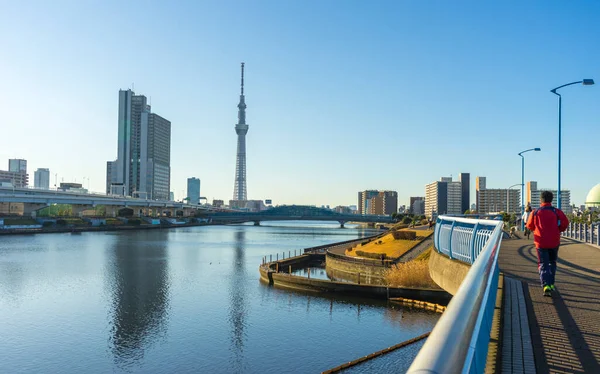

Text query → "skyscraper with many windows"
[34,168,50,189]
[187,178,201,205]
[107,89,171,199]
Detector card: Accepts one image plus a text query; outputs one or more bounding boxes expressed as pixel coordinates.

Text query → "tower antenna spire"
[241,62,245,95]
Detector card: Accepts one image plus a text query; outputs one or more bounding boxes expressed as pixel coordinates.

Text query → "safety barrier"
[408,216,503,374]
[563,222,600,246]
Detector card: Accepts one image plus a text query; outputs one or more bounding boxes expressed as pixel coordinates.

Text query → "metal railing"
[563,222,600,246]
[434,216,500,264]
[408,216,504,374]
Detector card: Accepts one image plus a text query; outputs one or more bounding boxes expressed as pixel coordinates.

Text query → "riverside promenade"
[498,237,600,373]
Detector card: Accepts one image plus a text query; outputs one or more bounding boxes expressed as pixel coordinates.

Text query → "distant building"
[409,197,425,214]
[8,159,27,173]
[229,200,267,212]
[460,173,470,214]
[334,206,352,214]
[358,190,397,215]
[425,177,462,218]
[187,178,201,205]
[213,199,224,208]
[476,177,520,214]
[34,168,50,189]
[170,192,175,201]
[0,170,28,188]
[585,184,600,209]
[59,182,87,194]
[106,89,171,199]
[1,159,28,188]
[526,181,572,214]
[412,199,425,216]
[358,190,379,215]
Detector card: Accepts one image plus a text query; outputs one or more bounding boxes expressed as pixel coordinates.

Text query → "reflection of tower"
[106,231,170,369]
[233,63,248,201]
[228,229,248,371]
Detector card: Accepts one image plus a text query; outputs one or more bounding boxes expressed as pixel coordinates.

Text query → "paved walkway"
[499,237,600,373]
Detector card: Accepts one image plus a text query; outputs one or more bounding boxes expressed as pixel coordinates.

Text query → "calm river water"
[0,222,438,373]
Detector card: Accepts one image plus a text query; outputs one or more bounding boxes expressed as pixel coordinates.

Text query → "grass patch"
[346,228,433,259]
[385,261,439,289]
[105,218,124,225]
[346,232,415,258]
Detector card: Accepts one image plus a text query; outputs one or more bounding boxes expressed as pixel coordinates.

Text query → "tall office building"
[34,168,50,189]
[141,113,171,200]
[107,89,171,199]
[460,173,470,213]
[106,161,116,194]
[232,63,249,202]
[187,178,201,205]
[476,176,520,214]
[9,159,27,173]
[526,181,572,214]
[425,177,462,218]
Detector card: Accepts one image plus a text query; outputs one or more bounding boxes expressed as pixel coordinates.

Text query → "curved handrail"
[408,215,503,374]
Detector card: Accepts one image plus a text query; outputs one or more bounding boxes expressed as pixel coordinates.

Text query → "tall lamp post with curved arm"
[518,148,541,230]
[550,79,595,213]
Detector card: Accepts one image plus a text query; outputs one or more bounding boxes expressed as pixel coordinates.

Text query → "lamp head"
[583,79,595,86]
[534,148,541,151]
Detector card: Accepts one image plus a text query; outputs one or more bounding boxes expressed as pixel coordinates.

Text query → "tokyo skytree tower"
[233,62,248,201]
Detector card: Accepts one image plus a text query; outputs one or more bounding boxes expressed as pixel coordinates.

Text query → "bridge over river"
[200,205,395,227]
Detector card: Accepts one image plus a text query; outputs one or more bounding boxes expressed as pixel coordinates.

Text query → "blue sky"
[1,1,599,207]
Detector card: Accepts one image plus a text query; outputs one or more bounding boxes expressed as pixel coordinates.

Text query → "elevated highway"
[0,186,210,216]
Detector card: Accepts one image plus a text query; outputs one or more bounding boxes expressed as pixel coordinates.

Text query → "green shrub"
[56,219,67,226]
[402,216,412,224]
[42,221,54,227]
[394,231,417,240]
[355,250,387,259]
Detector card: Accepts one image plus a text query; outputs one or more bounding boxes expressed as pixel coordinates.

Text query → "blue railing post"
[434,217,443,253]
[469,223,480,264]
[448,220,457,260]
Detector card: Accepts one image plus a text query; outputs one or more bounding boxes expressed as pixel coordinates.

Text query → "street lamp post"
[550,79,595,212]
[507,183,521,214]
[518,148,541,230]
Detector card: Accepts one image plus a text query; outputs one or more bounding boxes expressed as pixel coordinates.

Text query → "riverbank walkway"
[498,237,600,373]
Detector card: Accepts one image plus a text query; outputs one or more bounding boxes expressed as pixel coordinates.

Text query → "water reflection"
[105,231,170,370]
[228,228,248,372]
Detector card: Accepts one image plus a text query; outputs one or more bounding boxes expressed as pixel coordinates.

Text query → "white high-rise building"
[34,168,50,189]
[425,177,462,218]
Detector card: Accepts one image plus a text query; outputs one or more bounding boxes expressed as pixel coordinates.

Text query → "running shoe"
[543,285,552,297]
[550,284,556,292]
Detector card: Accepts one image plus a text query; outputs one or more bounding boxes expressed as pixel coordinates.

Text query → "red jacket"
[526,203,569,249]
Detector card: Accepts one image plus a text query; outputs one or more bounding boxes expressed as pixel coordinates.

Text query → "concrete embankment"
[0,221,210,235]
[259,253,451,305]
[427,248,471,295]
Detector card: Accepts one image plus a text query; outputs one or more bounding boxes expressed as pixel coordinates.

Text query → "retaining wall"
[259,254,451,305]
[427,248,471,295]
